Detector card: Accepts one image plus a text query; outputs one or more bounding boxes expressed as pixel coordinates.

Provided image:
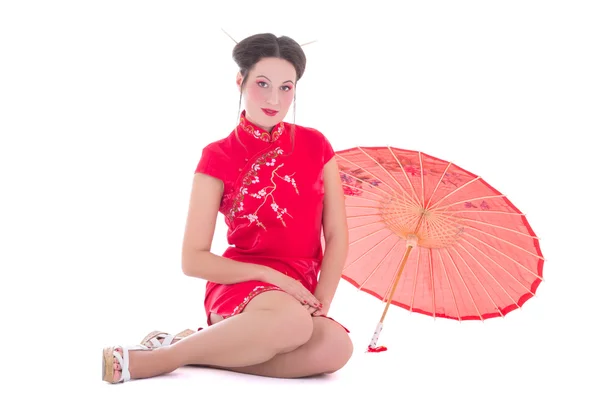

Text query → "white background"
[1,0,598,399]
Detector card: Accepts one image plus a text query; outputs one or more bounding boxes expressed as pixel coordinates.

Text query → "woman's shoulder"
[195,134,237,179]
[201,134,235,158]
[285,122,335,163]
[285,122,330,143]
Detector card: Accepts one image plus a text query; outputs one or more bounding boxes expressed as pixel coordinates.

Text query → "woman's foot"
[102,344,150,384]
[110,348,124,383]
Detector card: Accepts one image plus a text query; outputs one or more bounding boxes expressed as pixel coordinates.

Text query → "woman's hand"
[311,299,331,317]
[264,269,322,309]
[302,303,320,315]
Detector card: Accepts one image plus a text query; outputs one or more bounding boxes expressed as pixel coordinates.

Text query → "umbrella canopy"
[334,146,544,351]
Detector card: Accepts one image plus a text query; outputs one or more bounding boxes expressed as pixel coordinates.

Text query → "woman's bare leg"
[221,316,354,378]
[136,316,353,378]
[111,291,313,382]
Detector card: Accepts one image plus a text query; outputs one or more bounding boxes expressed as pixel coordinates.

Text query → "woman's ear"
[236,72,243,92]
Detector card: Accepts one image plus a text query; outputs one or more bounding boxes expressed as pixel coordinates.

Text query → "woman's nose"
[266,88,279,105]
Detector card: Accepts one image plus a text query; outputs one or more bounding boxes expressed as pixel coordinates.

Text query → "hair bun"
[232,33,307,83]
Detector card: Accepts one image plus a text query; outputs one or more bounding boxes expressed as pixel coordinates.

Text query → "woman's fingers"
[302,297,321,309]
[312,306,329,316]
[286,280,321,309]
[304,291,322,308]
[293,288,313,305]
[302,303,318,315]
[296,286,321,308]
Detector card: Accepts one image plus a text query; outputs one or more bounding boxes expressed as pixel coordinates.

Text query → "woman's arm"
[181,173,269,283]
[181,173,322,306]
[313,157,349,314]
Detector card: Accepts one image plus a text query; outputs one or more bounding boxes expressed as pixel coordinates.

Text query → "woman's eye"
[281,86,292,91]
[257,81,268,88]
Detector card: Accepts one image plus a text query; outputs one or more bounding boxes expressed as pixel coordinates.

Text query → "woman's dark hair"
[232,33,307,153]
[233,33,306,88]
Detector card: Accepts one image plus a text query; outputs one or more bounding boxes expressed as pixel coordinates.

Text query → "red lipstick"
[261,108,278,116]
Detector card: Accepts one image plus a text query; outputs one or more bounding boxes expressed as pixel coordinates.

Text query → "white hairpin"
[221,28,238,44]
[300,40,317,47]
[220,29,316,48]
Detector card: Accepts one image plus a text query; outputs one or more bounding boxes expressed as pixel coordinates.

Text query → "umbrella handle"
[365,240,418,353]
[366,322,387,352]
[369,322,383,347]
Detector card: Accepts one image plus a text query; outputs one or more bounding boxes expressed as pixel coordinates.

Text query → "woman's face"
[238,57,296,131]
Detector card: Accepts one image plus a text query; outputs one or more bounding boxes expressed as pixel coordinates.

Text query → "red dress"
[195,111,348,332]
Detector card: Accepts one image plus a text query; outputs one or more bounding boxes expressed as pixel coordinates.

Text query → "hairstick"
[220,28,316,48]
[221,28,238,44]
[300,40,317,47]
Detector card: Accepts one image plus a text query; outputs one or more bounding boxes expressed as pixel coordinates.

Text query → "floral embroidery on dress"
[227,147,299,229]
[239,115,284,143]
[228,285,282,317]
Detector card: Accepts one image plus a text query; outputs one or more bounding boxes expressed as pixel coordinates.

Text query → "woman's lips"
[261,108,278,116]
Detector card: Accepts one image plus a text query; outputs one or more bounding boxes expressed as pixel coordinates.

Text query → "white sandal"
[102,344,150,384]
[140,329,195,349]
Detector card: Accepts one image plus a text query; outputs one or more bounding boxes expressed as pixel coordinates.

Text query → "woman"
[102,33,353,383]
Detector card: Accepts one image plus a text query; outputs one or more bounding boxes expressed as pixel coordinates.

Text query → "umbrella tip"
[366,345,388,353]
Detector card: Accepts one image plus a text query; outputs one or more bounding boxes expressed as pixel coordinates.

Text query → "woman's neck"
[245,112,274,133]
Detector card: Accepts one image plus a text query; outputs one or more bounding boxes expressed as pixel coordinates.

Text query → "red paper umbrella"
[334,146,544,352]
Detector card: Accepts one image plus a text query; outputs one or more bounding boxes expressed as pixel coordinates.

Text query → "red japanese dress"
[195,111,348,332]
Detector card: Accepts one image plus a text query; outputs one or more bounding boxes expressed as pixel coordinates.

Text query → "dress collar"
[238,110,285,143]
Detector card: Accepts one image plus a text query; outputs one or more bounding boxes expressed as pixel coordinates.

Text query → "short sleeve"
[322,133,335,165]
[195,145,228,184]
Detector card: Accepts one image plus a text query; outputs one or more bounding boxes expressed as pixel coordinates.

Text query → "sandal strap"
[113,344,148,382]
[142,329,194,349]
[175,329,195,339]
[149,334,174,347]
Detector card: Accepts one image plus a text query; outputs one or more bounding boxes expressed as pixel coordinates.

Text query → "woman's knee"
[326,334,353,373]
[314,319,354,373]
[275,307,314,351]
[244,290,314,350]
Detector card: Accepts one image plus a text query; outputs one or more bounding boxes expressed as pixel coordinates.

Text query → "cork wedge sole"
[102,347,116,383]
